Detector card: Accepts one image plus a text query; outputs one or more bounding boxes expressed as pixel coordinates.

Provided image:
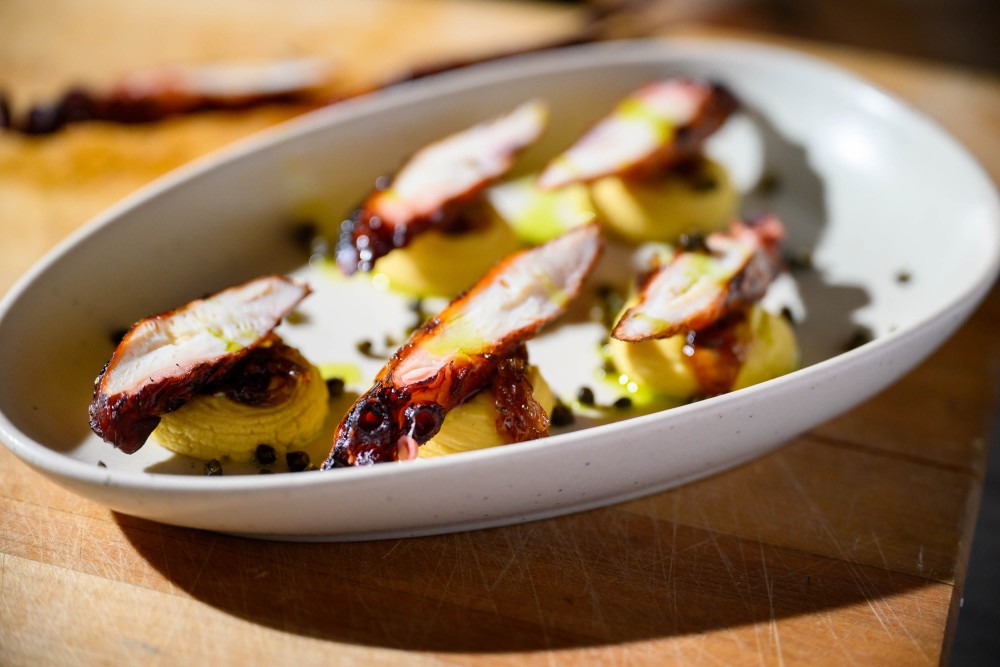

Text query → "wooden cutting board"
[2,2,999,665]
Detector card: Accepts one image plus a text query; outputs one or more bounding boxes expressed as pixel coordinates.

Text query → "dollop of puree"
[419,365,553,458]
[609,304,798,398]
[372,203,521,297]
[152,342,328,462]
[590,157,737,244]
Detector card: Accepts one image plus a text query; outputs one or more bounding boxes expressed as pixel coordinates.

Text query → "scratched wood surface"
[2,2,999,665]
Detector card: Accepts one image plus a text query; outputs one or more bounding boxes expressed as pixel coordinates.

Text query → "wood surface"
[2,2,999,665]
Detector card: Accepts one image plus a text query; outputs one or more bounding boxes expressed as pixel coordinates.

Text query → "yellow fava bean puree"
[609,304,798,398]
[152,353,329,463]
[419,366,554,458]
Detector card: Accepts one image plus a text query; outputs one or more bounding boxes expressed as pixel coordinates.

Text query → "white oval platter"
[0,39,997,540]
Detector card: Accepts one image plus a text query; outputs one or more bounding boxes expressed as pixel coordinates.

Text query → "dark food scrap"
[325,377,346,398]
[254,444,278,466]
[549,402,575,427]
[286,451,311,472]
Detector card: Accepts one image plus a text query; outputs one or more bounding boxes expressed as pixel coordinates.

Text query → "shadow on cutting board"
[115,504,933,653]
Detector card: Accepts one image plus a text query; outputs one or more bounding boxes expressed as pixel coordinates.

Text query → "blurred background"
[584,0,999,71]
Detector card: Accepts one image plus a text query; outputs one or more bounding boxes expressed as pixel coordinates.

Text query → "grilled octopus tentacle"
[538,79,738,190]
[612,214,785,342]
[17,59,332,135]
[336,100,548,274]
[324,223,603,468]
[88,275,310,453]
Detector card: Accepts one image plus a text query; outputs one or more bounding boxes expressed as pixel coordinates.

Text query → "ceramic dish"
[1,40,997,540]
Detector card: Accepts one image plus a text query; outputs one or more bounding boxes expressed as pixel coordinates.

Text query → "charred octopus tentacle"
[612,214,785,342]
[10,59,332,135]
[89,275,310,453]
[538,78,738,190]
[324,223,603,468]
[335,100,548,274]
